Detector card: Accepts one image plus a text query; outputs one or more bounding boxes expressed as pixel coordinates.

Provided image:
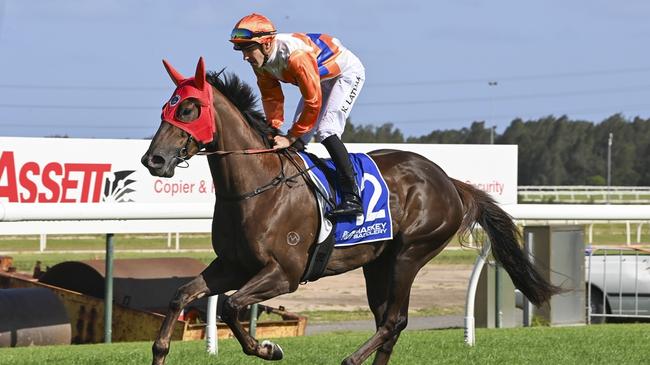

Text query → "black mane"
[206,70,278,145]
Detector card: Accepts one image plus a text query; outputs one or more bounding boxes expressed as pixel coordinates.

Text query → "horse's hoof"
[261,339,284,360]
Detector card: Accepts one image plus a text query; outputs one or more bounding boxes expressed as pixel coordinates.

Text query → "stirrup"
[326,196,363,218]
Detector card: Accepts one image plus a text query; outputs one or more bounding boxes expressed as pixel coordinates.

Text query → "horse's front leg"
[152,258,244,365]
[220,260,295,361]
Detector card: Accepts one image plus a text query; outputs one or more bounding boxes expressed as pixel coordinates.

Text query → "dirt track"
[263,264,472,312]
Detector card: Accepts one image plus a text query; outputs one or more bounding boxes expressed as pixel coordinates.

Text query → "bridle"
[173,133,196,169]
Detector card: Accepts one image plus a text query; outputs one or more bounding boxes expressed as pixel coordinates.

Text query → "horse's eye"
[182,108,193,116]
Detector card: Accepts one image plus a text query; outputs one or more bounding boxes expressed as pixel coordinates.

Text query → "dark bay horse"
[141,58,560,365]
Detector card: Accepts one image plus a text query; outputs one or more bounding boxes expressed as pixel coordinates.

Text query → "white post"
[637,223,644,244]
[588,224,594,245]
[167,232,172,248]
[175,232,180,251]
[464,241,491,346]
[206,295,218,355]
[523,232,534,326]
[39,233,47,252]
[607,133,613,204]
[626,221,631,246]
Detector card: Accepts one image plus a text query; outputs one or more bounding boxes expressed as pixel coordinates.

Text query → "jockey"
[230,13,365,218]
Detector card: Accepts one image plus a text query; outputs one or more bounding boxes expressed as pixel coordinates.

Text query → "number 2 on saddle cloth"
[297,151,393,246]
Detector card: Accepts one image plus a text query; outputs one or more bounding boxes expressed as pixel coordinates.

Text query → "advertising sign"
[0,137,517,207]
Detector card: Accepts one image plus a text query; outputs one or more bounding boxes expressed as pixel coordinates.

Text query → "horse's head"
[141,57,215,177]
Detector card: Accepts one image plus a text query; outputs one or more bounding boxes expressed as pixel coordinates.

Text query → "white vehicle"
[586,250,650,323]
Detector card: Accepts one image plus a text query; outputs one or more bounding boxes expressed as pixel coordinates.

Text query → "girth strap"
[300,223,336,283]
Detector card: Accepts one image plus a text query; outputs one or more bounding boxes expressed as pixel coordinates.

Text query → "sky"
[1,0,649,139]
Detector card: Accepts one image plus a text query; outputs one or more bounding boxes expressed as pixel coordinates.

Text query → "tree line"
[342,114,650,186]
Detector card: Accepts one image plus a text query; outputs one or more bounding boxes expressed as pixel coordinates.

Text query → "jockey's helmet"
[230,13,276,50]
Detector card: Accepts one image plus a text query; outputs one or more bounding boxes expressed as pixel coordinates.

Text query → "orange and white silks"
[254,33,365,139]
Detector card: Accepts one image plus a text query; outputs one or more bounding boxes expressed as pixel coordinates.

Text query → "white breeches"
[294,57,365,143]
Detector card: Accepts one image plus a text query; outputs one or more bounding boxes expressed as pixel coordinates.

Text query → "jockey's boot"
[321,135,363,218]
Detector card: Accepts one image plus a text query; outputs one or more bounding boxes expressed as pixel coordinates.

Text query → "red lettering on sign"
[18,162,39,203]
[0,152,18,202]
[66,163,95,203]
[0,151,113,203]
[40,162,62,203]
[90,165,111,202]
[60,165,78,203]
[63,163,111,203]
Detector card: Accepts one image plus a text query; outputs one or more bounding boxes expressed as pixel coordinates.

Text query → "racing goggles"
[230,28,275,40]
[231,29,276,49]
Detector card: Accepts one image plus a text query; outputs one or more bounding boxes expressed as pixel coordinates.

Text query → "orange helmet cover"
[230,13,276,48]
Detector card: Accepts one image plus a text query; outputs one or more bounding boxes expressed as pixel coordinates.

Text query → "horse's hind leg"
[343,243,438,365]
[152,258,244,365]
[362,252,411,365]
[220,260,294,361]
[372,296,410,365]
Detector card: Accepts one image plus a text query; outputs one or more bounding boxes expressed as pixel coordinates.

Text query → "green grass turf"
[1,324,649,365]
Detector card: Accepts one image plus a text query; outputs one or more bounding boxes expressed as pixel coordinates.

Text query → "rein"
[176,135,321,202]
[176,137,334,206]
[197,147,280,156]
[173,134,280,168]
[213,149,306,202]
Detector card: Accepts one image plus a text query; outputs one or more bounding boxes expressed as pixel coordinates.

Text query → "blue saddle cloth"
[297,152,393,246]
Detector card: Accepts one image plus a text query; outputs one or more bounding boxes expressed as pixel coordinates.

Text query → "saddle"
[297,151,393,282]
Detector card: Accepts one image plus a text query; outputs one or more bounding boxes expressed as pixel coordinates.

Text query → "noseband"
[173,133,197,169]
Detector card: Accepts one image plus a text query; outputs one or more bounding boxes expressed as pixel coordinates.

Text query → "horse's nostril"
[151,155,165,167]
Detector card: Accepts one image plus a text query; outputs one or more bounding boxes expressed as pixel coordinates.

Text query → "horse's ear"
[162,59,185,86]
[194,57,206,90]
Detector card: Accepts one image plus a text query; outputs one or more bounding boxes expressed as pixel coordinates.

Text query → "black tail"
[452,179,562,306]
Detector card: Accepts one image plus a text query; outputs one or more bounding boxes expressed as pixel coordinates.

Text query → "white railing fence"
[0,203,213,252]
[518,185,650,204]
